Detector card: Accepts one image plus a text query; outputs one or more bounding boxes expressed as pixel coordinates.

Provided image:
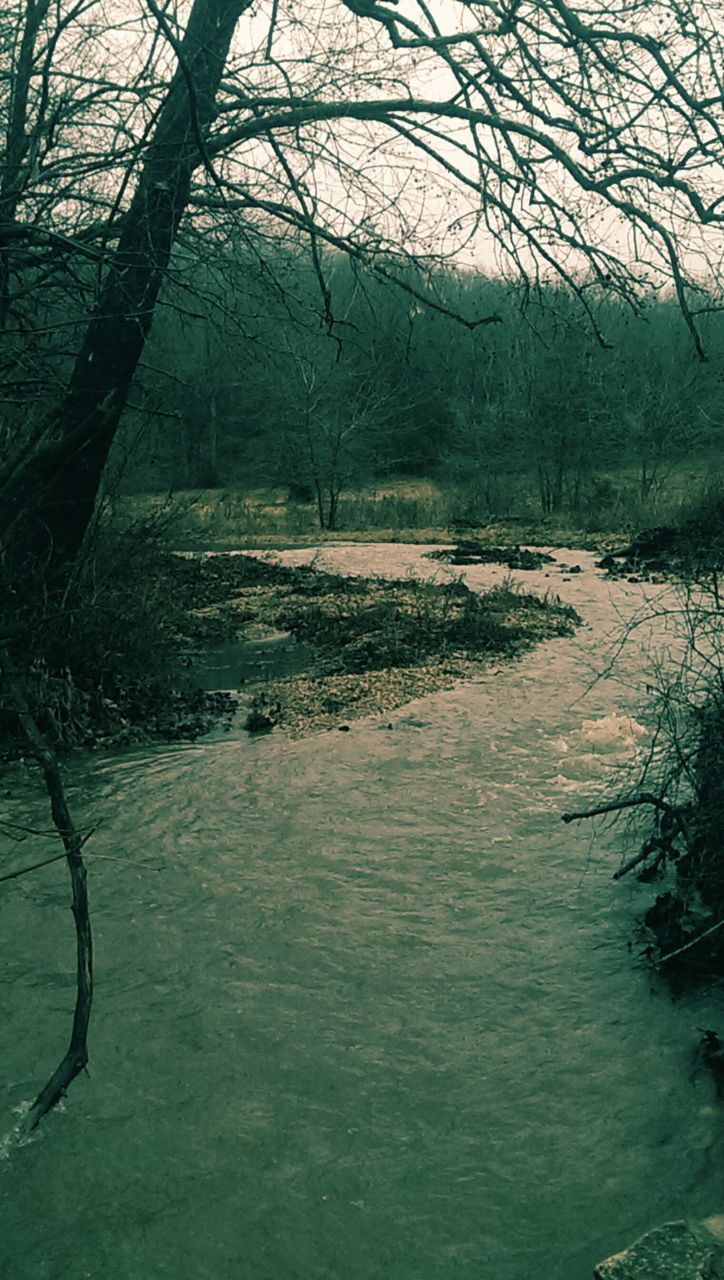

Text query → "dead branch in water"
[563,793,682,825]
[611,846,663,883]
[562,792,693,880]
[0,650,93,1132]
[659,917,724,964]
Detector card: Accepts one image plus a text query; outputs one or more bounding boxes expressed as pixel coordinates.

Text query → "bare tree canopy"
[0,0,722,571]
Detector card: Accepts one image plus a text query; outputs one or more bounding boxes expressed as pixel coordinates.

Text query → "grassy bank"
[112,455,724,552]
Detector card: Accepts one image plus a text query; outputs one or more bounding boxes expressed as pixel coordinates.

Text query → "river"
[2,544,724,1280]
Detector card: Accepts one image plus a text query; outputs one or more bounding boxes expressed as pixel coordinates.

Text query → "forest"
[7,227,724,535]
[109,251,724,533]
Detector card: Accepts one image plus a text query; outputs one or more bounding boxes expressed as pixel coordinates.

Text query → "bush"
[600,585,724,981]
[1,513,234,751]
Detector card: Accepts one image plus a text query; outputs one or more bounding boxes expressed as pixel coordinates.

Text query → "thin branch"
[0,649,93,1133]
[562,791,683,824]
[0,848,72,883]
[660,917,724,965]
[0,825,97,884]
[612,845,661,883]
[562,791,693,879]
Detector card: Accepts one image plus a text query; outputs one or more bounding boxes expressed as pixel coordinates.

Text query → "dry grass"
[112,454,724,553]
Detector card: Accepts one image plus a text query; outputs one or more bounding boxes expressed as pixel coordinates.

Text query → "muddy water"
[193,632,315,694]
[2,546,724,1280]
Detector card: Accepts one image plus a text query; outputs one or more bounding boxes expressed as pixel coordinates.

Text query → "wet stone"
[594,1220,724,1280]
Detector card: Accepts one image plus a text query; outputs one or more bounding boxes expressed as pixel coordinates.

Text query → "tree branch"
[660,917,724,965]
[0,649,94,1132]
[562,790,693,880]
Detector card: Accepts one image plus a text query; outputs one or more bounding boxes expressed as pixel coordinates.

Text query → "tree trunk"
[0,0,251,580]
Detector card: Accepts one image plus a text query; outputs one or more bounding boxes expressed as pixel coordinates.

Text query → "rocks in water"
[629,526,681,557]
[594,1218,724,1279]
[598,552,623,573]
[244,698,281,733]
[598,525,685,574]
[244,709,275,733]
[642,890,688,955]
[579,712,648,754]
[597,529,675,579]
[429,542,555,570]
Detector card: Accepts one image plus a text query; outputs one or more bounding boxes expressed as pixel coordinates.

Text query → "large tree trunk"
[0,0,250,580]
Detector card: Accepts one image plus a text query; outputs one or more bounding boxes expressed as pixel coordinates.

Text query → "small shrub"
[0,516,242,752]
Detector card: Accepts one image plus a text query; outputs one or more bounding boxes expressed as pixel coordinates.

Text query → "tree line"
[111,245,724,527]
[2,0,724,568]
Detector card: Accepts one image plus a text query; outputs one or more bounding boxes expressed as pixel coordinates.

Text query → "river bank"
[175,547,580,737]
[114,459,724,553]
[587,501,724,994]
[0,542,578,756]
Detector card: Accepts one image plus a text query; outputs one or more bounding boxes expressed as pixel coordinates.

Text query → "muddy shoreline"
[181,548,579,738]
[0,541,579,758]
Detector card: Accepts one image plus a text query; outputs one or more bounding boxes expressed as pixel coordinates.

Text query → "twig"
[659,918,724,965]
[562,791,692,853]
[0,826,97,884]
[0,818,75,839]
[562,792,675,823]
[0,650,93,1132]
[0,849,69,883]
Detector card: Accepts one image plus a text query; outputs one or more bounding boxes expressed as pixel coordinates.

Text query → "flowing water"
[3,545,724,1280]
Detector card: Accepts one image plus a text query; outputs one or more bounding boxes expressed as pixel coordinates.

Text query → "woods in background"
[110,249,723,527]
[2,0,723,562]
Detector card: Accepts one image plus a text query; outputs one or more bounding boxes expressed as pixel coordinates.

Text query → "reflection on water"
[2,546,724,1280]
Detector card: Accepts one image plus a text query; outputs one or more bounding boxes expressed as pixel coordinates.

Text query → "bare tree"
[0,0,722,579]
[272,332,399,529]
[0,652,93,1134]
